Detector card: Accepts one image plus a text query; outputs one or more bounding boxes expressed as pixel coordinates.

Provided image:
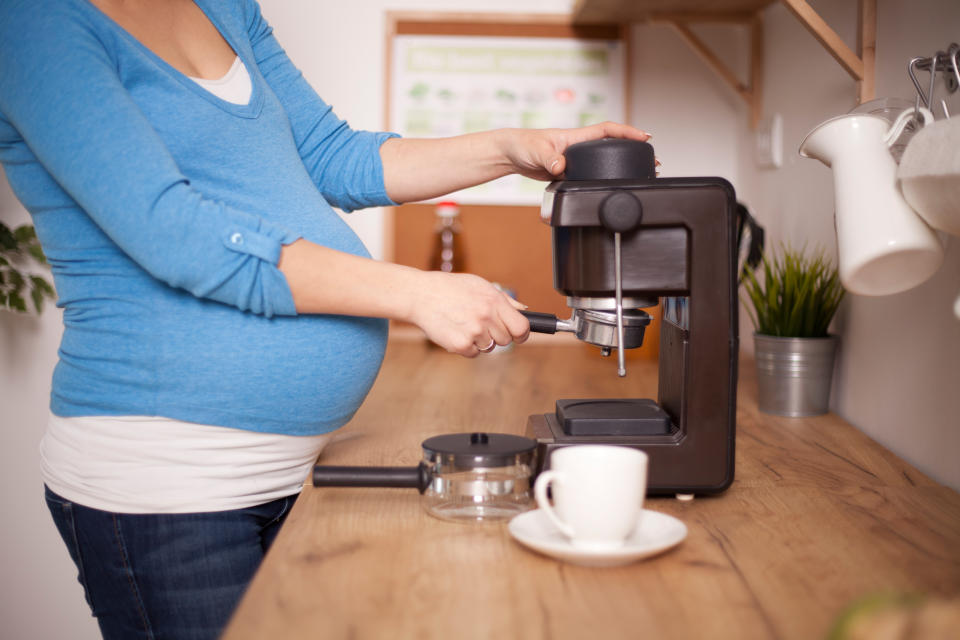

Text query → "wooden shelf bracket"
[665,0,876,128]
[570,0,878,126]
[779,0,876,103]
[665,15,765,129]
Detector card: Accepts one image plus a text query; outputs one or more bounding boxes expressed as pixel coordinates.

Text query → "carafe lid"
[564,138,656,181]
[422,432,536,468]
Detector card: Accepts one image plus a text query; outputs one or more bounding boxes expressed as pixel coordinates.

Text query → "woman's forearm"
[277,239,419,320]
[378,131,512,203]
[277,239,529,355]
[379,123,650,204]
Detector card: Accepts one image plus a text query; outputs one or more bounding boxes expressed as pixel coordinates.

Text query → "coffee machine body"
[524,140,739,495]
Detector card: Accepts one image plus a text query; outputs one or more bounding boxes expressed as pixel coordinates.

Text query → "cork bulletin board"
[384,13,657,360]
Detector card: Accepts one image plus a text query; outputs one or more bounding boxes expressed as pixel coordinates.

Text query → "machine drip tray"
[556,399,672,436]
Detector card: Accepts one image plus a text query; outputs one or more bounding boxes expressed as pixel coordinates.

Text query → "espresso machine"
[520,138,738,496]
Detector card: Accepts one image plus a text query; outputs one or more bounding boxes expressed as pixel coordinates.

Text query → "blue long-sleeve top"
[0,0,398,434]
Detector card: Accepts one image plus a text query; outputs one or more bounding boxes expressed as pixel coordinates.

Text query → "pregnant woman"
[0,0,649,637]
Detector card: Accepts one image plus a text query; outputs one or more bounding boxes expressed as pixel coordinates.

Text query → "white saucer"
[508,508,687,567]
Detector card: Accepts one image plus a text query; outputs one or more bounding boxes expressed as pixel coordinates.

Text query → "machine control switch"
[599,191,643,233]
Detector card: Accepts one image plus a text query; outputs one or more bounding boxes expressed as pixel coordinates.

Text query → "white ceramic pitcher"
[799,107,944,296]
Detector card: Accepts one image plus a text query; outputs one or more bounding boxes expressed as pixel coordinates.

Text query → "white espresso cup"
[799,107,944,296]
[534,445,648,550]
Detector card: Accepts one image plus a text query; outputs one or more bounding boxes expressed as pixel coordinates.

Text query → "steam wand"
[614,231,626,377]
[598,190,644,377]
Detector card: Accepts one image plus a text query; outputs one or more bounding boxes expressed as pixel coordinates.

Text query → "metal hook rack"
[908,42,959,118]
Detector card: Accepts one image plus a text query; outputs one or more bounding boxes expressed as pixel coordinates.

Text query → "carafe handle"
[312,462,432,494]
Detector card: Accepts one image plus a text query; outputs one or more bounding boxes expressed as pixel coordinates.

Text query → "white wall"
[628,22,749,183]
[742,0,960,489]
[0,172,100,638]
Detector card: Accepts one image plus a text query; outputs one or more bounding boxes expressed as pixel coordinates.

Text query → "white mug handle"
[533,470,575,538]
[883,106,933,147]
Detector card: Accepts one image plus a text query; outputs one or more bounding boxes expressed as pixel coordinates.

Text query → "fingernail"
[549,159,561,173]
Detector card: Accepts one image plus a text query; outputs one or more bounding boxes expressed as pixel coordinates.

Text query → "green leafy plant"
[741,245,844,338]
[0,221,55,313]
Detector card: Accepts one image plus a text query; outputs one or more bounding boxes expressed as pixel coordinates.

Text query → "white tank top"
[39,57,327,514]
[40,415,331,513]
[189,55,252,104]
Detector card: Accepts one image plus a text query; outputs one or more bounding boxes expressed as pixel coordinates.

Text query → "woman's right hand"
[406,271,530,357]
[278,240,529,355]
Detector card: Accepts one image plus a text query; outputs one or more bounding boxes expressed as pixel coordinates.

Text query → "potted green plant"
[1,221,55,314]
[741,246,845,416]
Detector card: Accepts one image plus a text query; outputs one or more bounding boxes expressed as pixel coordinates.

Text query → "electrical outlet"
[755,113,783,169]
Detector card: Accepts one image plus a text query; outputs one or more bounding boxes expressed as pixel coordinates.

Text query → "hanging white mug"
[898,116,960,238]
[799,107,944,296]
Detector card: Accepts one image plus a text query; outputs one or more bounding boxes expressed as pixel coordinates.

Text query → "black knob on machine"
[599,191,643,233]
[564,138,656,181]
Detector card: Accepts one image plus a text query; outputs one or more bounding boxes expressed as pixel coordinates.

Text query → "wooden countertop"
[223,339,960,640]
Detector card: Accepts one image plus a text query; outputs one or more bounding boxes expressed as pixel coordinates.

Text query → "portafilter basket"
[520,308,652,349]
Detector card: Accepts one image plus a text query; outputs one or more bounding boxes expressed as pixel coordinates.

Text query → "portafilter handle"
[519,311,578,335]
[520,310,559,334]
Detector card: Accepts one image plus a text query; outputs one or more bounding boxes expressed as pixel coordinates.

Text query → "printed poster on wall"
[390,35,627,206]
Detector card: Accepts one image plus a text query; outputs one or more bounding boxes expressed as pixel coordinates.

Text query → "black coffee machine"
[521,139,738,496]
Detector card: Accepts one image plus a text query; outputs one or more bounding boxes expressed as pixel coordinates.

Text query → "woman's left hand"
[381,121,652,204]
[498,122,652,181]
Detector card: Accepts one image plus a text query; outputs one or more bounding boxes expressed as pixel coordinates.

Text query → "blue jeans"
[44,486,295,640]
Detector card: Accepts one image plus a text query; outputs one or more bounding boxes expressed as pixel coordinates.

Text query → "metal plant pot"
[753,334,839,417]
